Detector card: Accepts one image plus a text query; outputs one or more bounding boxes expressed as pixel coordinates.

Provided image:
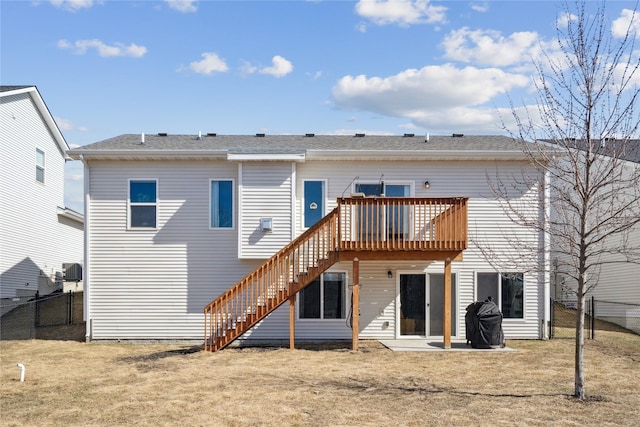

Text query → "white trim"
[82,158,91,336]
[237,163,243,258]
[127,178,158,230]
[57,206,84,224]
[227,152,306,162]
[209,178,236,230]
[1,86,70,158]
[291,163,296,241]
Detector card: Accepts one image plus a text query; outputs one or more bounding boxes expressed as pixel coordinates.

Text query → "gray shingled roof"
[539,138,640,164]
[69,133,534,160]
[0,85,34,93]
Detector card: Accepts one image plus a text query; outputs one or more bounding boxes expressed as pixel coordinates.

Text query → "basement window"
[476,272,524,319]
[299,272,346,320]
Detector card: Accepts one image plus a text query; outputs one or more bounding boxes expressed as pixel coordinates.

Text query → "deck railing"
[338,197,468,251]
[204,197,468,351]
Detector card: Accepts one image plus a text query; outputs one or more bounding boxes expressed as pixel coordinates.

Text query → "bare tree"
[494,1,640,399]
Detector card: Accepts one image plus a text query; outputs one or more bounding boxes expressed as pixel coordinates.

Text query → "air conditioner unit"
[63,263,83,282]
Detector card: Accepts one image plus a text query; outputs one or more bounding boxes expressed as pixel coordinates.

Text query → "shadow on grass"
[118,345,203,362]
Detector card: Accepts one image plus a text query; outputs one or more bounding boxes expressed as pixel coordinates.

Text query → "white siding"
[239,159,544,342]
[552,157,640,309]
[239,162,293,258]
[86,160,261,339]
[85,156,545,341]
[0,91,83,298]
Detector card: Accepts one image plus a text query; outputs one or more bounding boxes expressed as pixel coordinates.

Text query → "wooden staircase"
[204,196,468,352]
[204,207,341,351]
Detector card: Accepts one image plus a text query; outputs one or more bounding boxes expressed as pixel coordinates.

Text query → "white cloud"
[187,52,229,75]
[306,71,323,80]
[49,0,95,12]
[612,9,640,39]
[240,60,258,76]
[54,116,88,132]
[259,55,294,78]
[441,28,539,67]
[57,39,147,58]
[355,0,447,27]
[470,2,489,13]
[332,64,529,131]
[556,11,577,29]
[165,0,197,13]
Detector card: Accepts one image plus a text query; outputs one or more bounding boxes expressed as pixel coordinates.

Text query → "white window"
[476,272,524,319]
[299,272,346,319]
[36,148,45,183]
[129,180,157,228]
[210,180,233,228]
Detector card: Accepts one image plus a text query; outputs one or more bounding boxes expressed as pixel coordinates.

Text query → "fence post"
[591,296,595,340]
[549,298,555,339]
[68,290,73,324]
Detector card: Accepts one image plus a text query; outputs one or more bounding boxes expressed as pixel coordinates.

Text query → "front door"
[399,274,426,336]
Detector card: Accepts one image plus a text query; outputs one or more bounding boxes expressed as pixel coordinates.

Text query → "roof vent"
[305,133,315,137]
[355,133,365,137]
[403,133,415,137]
[197,131,202,140]
[140,133,145,145]
[452,133,464,138]
[207,133,217,137]
[158,132,168,137]
[256,133,266,137]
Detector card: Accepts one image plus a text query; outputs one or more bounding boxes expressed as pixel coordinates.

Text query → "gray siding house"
[70,133,550,347]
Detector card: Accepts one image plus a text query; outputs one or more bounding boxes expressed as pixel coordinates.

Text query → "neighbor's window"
[304,180,324,228]
[129,180,157,228]
[36,148,45,183]
[476,272,524,319]
[299,272,346,319]
[211,180,233,228]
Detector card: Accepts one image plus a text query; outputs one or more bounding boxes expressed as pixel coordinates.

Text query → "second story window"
[211,180,233,228]
[129,180,157,228]
[36,148,45,183]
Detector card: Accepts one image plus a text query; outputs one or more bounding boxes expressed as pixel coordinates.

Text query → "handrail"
[204,197,468,351]
[204,207,340,351]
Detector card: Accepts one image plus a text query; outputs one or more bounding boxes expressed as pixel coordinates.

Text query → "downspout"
[542,169,551,339]
[82,155,92,341]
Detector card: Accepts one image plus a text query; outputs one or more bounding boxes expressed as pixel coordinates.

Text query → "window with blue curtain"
[211,180,233,228]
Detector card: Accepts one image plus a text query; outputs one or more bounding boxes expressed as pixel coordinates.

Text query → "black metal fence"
[0,291,83,340]
[550,297,640,339]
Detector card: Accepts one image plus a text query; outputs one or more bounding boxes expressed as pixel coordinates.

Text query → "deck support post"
[289,294,296,350]
[443,257,452,349]
[352,257,360,351]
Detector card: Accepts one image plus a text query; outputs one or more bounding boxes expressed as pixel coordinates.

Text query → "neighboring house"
[548,139,640,333]
[69,133,550,347]
[0,86,84,301]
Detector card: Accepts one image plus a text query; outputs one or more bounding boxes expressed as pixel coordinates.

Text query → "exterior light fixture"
[424,181,430,189]
[387,270,393,278]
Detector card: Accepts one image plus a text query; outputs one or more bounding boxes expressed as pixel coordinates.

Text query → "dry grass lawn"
[1,332,639,426]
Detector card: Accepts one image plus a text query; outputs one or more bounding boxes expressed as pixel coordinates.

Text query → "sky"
[2,0,639,213]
